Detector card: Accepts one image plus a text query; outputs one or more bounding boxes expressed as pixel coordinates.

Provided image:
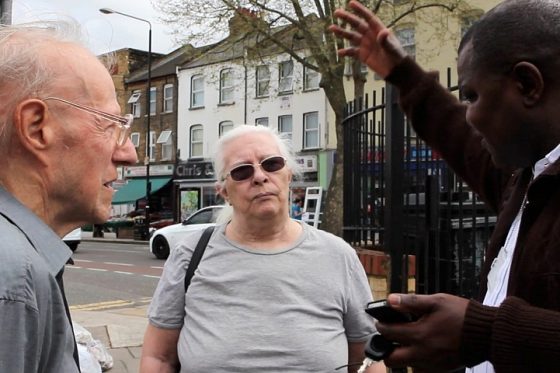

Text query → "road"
[64,241,164,312]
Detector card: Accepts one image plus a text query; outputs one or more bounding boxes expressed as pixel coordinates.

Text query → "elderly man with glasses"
[0,21,137,372]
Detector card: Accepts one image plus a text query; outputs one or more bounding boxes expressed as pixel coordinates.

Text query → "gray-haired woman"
[140,125,384,373]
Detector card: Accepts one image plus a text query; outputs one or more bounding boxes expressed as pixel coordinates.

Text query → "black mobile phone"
[365,300,415,323]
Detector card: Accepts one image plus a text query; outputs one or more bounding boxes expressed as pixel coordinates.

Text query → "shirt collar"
[533,143,560,179]
[0,186,72,276]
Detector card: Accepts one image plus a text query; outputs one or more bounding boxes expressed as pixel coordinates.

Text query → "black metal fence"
[342,70,495,298]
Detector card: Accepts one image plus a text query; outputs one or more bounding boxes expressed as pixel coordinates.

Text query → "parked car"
[63,227,82,252]
[149,206,224,259]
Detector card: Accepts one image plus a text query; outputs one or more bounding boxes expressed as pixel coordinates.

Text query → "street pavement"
[73,231,151,373]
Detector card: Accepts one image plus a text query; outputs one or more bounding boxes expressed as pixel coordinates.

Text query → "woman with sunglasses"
[141,125,385,373]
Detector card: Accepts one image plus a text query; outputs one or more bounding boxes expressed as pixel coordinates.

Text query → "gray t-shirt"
[149,221,375,372]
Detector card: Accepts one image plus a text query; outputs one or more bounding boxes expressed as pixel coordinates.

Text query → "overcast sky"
[12,0,178,55]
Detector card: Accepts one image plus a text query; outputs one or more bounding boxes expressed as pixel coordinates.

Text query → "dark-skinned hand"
[376,293,469,372]
[329,0,407,79]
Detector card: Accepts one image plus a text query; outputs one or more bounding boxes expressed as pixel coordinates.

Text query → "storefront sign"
[175,160,215,180]
[125,164,174,177]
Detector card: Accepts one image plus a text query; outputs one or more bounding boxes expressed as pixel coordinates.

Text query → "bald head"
[460,0,560,81]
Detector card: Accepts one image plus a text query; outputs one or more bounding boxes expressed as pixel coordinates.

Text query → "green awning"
[112,177,171,205]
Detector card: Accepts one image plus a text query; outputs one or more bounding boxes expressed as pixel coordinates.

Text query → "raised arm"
[329,0,407,79]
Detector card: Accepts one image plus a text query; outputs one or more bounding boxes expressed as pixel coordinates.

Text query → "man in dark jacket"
[331,0,560,372]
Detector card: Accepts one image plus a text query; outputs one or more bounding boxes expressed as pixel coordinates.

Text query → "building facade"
[175,15,330,220]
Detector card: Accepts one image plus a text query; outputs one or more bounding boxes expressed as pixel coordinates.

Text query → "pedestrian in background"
[140,125,385,373]
[0,21,137,372]
[291,197,303,220]
[330,0,560,371]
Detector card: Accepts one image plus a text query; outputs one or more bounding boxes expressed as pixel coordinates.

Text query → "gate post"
[384,84,406,293]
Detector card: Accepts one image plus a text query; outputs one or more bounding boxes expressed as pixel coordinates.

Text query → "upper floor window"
[303,59,320,91]
[395,27,415,59]
[278,60,294,93]
[255,117,269,127]
[219,120,234,137]
[191,74,204,108]
[278,115,292,140]
[256,65,270,97]
[149,87,157,115]
[163,84,173,113]
[157,130,173,161]
[128,90,141,118]
[303,112,319,149]
[190,125,203,158]
[220,68,234,104]
[130,132,140,147]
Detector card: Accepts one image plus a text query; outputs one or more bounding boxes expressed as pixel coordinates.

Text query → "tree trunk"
[321,75,347,237]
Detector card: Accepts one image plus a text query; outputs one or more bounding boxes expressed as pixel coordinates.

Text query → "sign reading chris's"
[175,160,215,180]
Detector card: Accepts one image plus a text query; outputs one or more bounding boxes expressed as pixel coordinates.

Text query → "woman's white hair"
[0,19,92,149]
[213,124,303,223]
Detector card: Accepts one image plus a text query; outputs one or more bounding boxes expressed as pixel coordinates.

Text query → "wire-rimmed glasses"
[43,96,133,146]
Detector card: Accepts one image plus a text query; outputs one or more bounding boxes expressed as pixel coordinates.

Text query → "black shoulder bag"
[184,226,214,293]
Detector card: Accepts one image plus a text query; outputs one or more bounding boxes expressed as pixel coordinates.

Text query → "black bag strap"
[184,226,214,293]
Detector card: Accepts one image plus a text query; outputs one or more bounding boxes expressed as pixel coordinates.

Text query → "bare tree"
[152,0,472,236]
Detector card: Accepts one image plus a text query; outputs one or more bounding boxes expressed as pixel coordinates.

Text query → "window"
[303,112,319,149]
[157,130,173,160]
[255,117,269,127]
[395,28,415,59]
[147,131,156,161]
[149,87,157,115]
[130,132,140,147]
[191,75,204,108]
[278,60,294,93]
[190,125,203,157]
[163,84,173,113]
[220,68,234,104]
[219,121,234,137]
[278,115,292,140]
[129,90,141,118]
[303,59,320,90]
[256,65,270,97]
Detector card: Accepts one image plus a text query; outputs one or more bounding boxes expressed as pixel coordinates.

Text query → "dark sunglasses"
[225,155,287,181]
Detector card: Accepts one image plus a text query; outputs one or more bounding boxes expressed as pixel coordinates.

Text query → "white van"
[63,227,82,252]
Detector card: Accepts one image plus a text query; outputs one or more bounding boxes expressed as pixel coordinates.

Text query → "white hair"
[0,19,90,149]
[213,124,303,223]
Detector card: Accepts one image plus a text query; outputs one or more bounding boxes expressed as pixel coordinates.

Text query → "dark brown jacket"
[387,58,560,372]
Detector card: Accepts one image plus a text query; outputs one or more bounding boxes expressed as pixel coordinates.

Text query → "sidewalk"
[76,231,150,372]
[81,230,148,245]
[72,305,148,373]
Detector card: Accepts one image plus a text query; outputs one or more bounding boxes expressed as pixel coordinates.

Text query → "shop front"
[174,159,224,221]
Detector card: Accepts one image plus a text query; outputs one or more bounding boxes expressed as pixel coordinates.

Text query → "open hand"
[329,0,407,78]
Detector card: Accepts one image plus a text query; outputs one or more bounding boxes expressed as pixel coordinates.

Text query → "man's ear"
[13,99,54,151]
[511,61,544,106]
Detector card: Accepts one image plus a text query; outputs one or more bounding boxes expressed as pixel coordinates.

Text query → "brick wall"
[356,249,416,300]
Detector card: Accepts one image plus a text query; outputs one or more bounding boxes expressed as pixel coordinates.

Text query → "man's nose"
[113,138,138,165]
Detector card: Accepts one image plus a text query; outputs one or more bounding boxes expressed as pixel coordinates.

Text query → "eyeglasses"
[43,96,133,146]
[225,155,287,181]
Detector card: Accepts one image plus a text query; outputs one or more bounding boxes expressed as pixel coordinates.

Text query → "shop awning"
[112,177,171,205]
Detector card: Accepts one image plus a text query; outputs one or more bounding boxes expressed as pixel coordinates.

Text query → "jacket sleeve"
[461,296,560,372]
[385,57,510,212]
